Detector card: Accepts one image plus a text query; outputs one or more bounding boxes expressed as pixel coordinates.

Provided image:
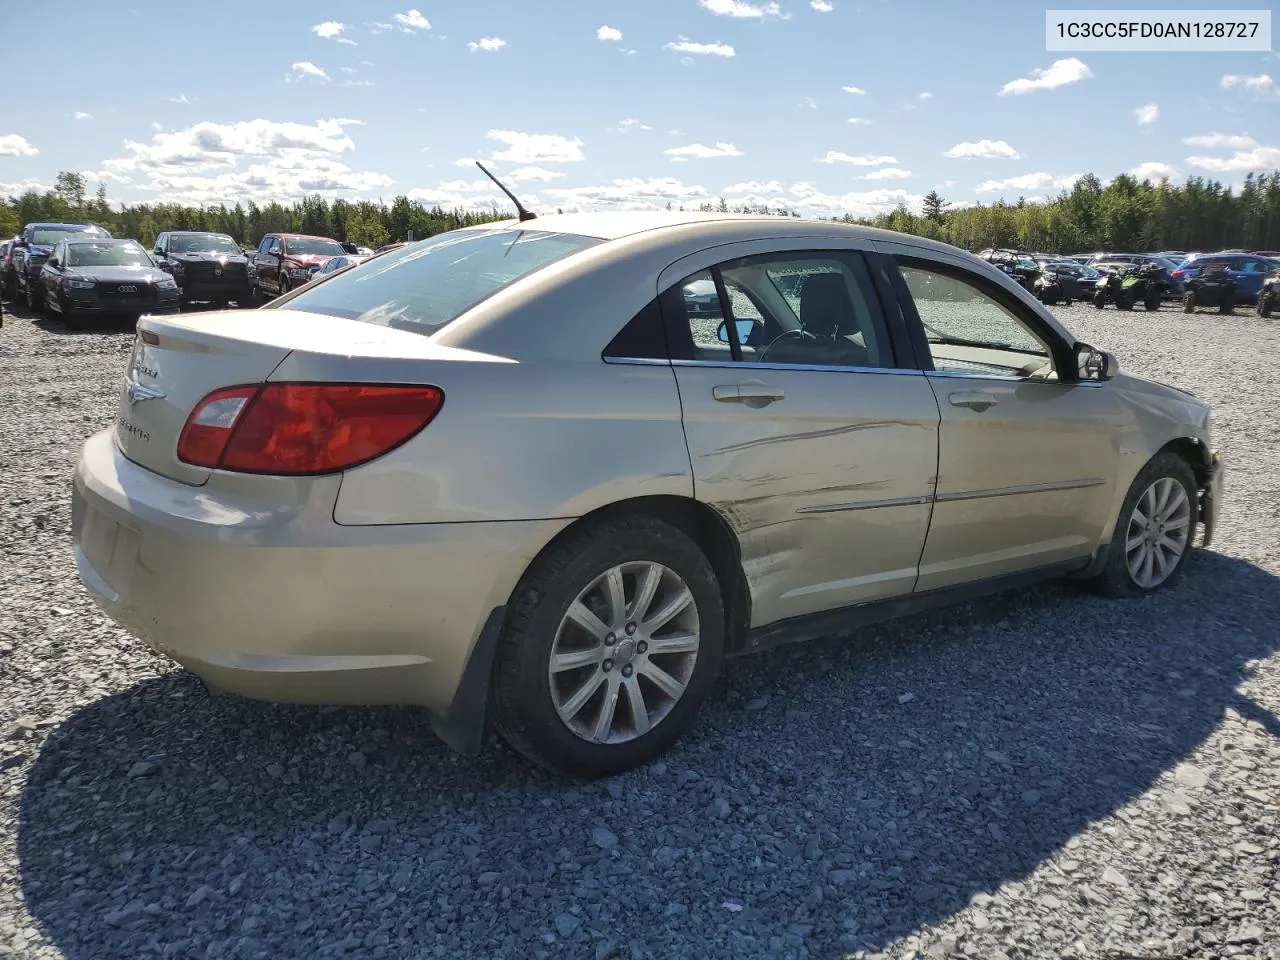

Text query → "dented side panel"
[672,364,942,626]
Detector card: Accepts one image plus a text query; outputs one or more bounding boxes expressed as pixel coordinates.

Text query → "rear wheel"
[25,281,41,314]
[1144,293,1161,311]
[1093,290,1107,309]
[1117,292,1134,311]
[1087,453,1198,599]
[1182,291,1197,313]
[491,514,725,778]
[1258,291,1275,319]
[1218,285,1235,315]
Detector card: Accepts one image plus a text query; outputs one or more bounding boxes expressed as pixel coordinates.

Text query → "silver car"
[72,213,1223,777]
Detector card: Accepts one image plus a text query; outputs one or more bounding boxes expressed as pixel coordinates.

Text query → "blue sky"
[2,0,1277,218]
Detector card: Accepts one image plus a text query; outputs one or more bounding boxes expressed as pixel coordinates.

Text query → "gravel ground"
[1,301,1277,960]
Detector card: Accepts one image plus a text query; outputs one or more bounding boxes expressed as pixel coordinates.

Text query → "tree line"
[3,169,1279,255]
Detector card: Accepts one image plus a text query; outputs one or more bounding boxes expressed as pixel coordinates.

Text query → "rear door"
[878,243,1125,592]
[661,240,941,627]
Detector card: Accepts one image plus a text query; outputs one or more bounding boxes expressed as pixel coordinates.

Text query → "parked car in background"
[1035,258,1101,302]
[247,233,346,300]
[0,239,17,300]
[72,212,1222,777]
[308,253,367,281]
[13,222,112,310]
[39,237,179,329]
[356,246,374,257]
[152,232,253,308]
[1169,253,1280,304]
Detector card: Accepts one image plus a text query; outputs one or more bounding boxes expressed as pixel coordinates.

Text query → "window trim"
[658,248,914,373]
[887,254,1077,381]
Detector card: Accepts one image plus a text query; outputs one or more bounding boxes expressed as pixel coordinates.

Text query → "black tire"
[1093,291,1107,309]
[1117,293,1133,311]
[214,298,229,310]
[1258,292,1275,319]
[1218,286,1234,315]
[279,274,291,296]
[491,514,725,778]
[1063,297,1072,307]
[1144,294,1161,311]
[1182,291,1196,313]
[63,310,84,331]
[25,281,41,314]
[1087,452,1199,599]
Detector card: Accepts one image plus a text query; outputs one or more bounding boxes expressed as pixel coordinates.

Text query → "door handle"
[713,382,785,405]
[948,390,999,412]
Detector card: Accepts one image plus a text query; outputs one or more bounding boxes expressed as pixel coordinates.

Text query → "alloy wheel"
[548,561,700,744]
[1125,477,1192,589]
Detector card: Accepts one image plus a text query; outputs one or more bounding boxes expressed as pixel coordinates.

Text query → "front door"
[883,248,1126,592]
[662,244,941,627]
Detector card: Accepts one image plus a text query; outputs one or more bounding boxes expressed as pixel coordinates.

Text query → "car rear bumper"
[72,429,566,730]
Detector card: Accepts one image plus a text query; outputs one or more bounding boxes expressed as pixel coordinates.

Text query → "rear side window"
[277,227,602,335]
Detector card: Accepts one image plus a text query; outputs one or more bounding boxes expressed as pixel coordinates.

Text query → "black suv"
[13,222,112,310]
[152,231,253,307]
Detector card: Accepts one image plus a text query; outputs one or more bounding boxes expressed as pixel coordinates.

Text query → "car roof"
[65,237,135,244]
[472,210,977,257]
[277,233,337,240]
[167,230,233,236]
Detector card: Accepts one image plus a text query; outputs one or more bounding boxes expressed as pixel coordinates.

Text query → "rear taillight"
[177,383,444,475]
[1170,270,1184,278]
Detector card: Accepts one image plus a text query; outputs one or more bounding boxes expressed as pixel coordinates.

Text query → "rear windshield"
[276,227,602,334]
[171,233,240,255]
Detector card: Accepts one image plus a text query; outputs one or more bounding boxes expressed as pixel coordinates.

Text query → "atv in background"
[977,249,1039,292]
[1092,263,1129,309]
[1256,270,1278,319]
[1032,265,1070,306]
[1115,261,1168,311]
[1182,262,1237,315]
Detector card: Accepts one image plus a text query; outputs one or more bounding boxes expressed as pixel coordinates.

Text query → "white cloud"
[506,166,566,182]
[699,0,787,18]
[918,92,933,100]
[1130,161,1176,181]
[96,118,388,205]
[169,93,192,105]
[468,37,507,52]
[340,66,358,74]
[723,179,784,193]
[367,21,393,34]
[817,151,896,165]
[665,142,744,160]
[81,168,132,185]
[0,134,38,157]
[975,172,1079,192]
[665,37,735,56]
[287,62,329,83]
[73,111,93,121]
[728,180,928,218]
[841,85,867,95]
[1186,145,1280,172]
[999,57,1092,95]
[1134,103,1159,125]
[847,117,871,125]
[944,139,1020,159]
[620,48,638,55]
[597,25,622,41]
[1183,132,1257,149]
[617,118,653,132]
[811,0,833,10]
[393,9,431,31]
[452,157,480,167]
[487,129,585,164]
[151,122,163,131]
[544,177,712,210]
[862,167,913,180]
[343,80,375,88]
[798,96,818,110]
[0,178,50,196]
[312,20,346,39]
[1221,73,1278,97]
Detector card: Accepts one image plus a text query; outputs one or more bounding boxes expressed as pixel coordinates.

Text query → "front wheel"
[25,281,42,314]
[491,514,725,778]
[1144,293,1161,311]
[1182,291,1197,313]
[1218,286,1235,315]
[1117,292,1134,311]
[1087,453,1198,599]
[1258,292,1275,319]
[278,274,291,296]
[1093,291,1107,309]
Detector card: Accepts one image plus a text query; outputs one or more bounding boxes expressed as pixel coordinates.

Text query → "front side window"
[896,260,1053,380]
[276,226,601,335]
[667,251,892,369]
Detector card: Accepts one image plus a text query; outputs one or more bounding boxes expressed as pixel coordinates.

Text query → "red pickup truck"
[248,232,347,299]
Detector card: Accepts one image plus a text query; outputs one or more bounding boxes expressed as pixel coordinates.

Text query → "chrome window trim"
[602,356,672,366]
[925,369,1104,388]
[669,358,924,376]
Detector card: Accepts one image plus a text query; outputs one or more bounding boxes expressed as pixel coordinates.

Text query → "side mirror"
[717,318,760,346]
[1076,343,1118,382]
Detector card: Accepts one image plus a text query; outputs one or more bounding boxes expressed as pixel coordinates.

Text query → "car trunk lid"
[116,309,505,485]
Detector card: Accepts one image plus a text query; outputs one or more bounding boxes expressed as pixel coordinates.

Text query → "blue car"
[12,222,112,310]
[1170,252,1280,303]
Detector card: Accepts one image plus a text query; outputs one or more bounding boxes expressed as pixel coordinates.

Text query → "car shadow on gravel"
[17,550,1280,959]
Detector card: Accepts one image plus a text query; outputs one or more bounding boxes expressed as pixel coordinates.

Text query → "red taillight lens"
[1170,269,1184,278]
[177,383,443,475]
